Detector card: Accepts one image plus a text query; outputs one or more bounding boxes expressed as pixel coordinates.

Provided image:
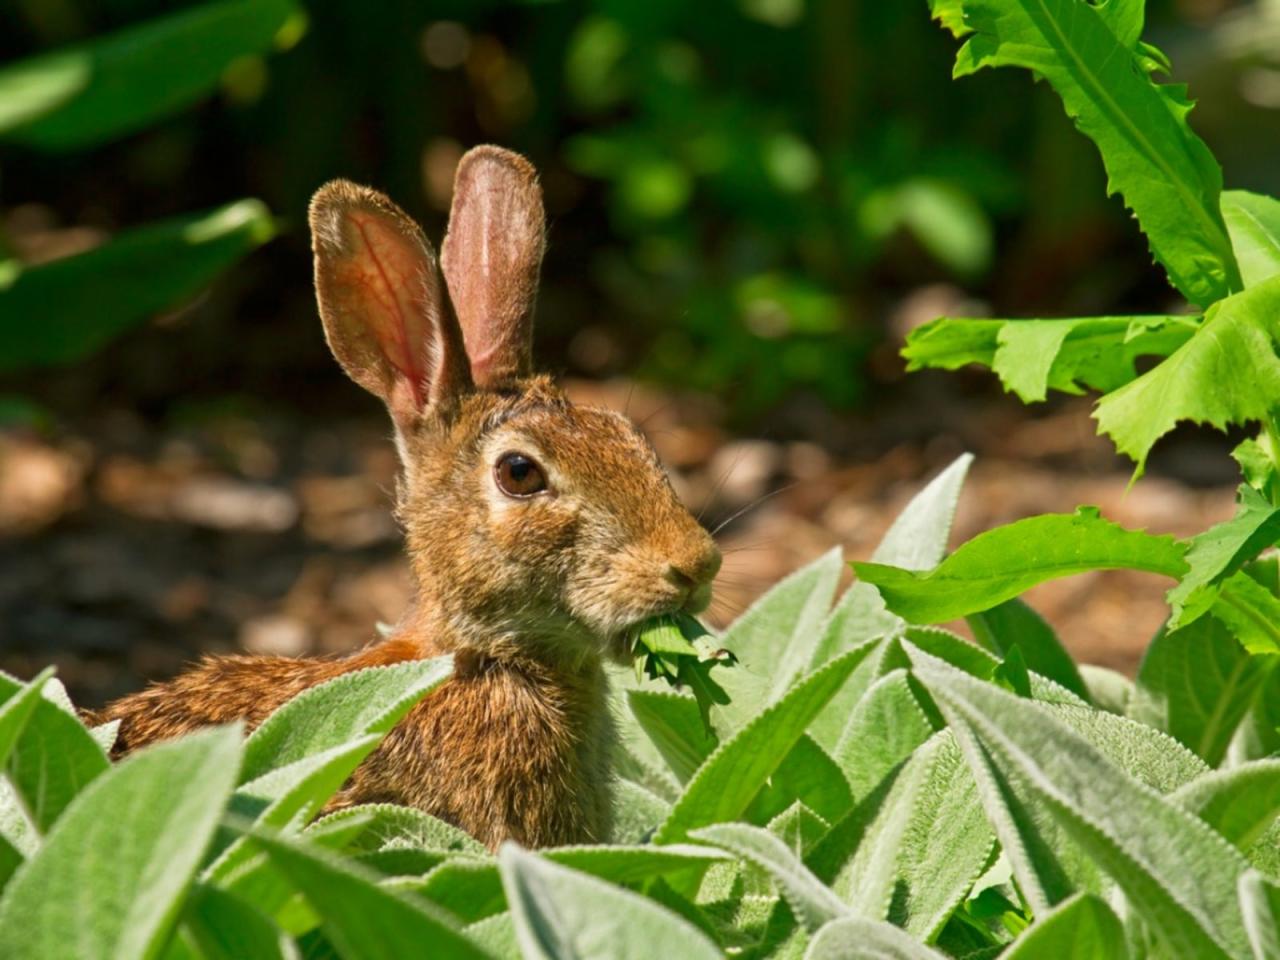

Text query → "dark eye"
[495,451,548,498]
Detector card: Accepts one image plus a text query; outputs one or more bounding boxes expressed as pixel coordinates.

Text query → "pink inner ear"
[332,210,432,410]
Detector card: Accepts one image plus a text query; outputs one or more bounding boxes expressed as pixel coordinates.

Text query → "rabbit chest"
[332,648,616,850]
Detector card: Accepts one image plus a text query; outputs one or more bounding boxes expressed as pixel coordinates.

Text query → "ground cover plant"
[4,0,1280,957]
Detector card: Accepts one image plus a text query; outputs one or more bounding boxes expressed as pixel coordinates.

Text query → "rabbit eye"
[495,451,548,498]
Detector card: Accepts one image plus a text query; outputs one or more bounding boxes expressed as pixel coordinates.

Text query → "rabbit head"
[309,147,720,664]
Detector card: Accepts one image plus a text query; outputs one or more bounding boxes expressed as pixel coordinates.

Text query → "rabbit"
[85,146,722,850]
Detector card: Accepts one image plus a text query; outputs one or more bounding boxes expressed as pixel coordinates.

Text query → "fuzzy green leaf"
[0,727,242,960]
[1239,870,1280,960]
[626,689,717,784]
[805,916,949,959]
[911,651,1253,959]
[833,669,935,802]
[853,508,1186,623]
[943,0,1240,305]
[902,314,1196,403]
[241,657,452,782]
[1223,190,1280,288]
[183,884,297,960]
[1095,274,1280,477]
[1174,761,1280,855]
[499,845,723,960]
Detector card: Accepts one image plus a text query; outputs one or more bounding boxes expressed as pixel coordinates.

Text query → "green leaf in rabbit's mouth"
[630,612,737,734]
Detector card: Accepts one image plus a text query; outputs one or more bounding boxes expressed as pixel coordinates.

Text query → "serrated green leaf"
[1212,572,1280,655]
[249,827,490,959]
[241,657,452,782]
[0,0,305,149]
[0,726,242,960]
[1000,892,1125,959]
[1131,616,1272,766]
[656,645,867,843]
[853,508,1186,623]
[1042,701,1207,792]
[1095,274,1280,477]
[910,650,1253,959]
[0,200,277,371]
[690,823,847,933]
[968,599,1090,701]
[1168,486,1280,630]
[309,803,484,857]
[499,844,723,960]
[1223,190,1280,288]
[1239,869,1280,960]
[805,915,948,959]
[943,0,1239,305]
[902,314,1196,403]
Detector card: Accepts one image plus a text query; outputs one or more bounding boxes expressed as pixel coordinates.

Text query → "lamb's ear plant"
[5,1,1280,958]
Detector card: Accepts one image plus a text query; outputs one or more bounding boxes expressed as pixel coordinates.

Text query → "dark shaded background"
[2,0,1277,705]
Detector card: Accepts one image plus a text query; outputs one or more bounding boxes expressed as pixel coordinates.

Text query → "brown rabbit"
[87,146,721,850]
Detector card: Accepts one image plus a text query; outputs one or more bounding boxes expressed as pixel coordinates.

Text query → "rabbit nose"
[666,542,722,590]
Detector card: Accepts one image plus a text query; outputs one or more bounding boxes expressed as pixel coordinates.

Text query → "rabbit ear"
[309,181,472,428]
[440,146,546,388]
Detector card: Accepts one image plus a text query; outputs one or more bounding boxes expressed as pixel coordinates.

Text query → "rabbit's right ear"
[309,180,472,429]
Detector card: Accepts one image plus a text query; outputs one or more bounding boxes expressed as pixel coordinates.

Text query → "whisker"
[709,482,798,538]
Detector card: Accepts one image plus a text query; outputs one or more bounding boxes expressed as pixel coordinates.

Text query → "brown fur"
[87,147,719,851]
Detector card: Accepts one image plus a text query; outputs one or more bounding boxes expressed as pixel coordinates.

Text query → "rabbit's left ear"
[441,146,546,388]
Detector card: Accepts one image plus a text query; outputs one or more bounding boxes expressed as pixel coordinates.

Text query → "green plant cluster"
[4,450,1280,958]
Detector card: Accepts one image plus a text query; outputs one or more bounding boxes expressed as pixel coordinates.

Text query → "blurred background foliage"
[1,0,1277,426]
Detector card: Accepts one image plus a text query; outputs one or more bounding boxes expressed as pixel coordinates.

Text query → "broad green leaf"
[911,651,1253,960]
[1223,190,1280,287]
[0,726,242,960]
[1131,616,1272,766]
[0,832,22,894]
[943,0,1239,305]
[627,689,717,783]
[833,669,935,801]
[655,644,868,843]
[715,548,843,728]
[0,671,109,833]
[902,314,1195,403]
[1233,439,1280,504]
[832,731,995,941]
[0,200,276,371]
[1168,486,1280,630]
[805,916,948,960]
[183,884,298,960]
[1174,761,1280,853]
[853,508,1186,623]
[241,657,452,781]
[250,828,490,959]
[0,0,305,149]
[413,859,507,924]
[968,598,1090,701]
[1095,275,1280,477]
[0,668,53,768]
[1000,893,1125,959]
[499,844,723,960]
[1239,870,1280,960]
[690,823,846,932]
